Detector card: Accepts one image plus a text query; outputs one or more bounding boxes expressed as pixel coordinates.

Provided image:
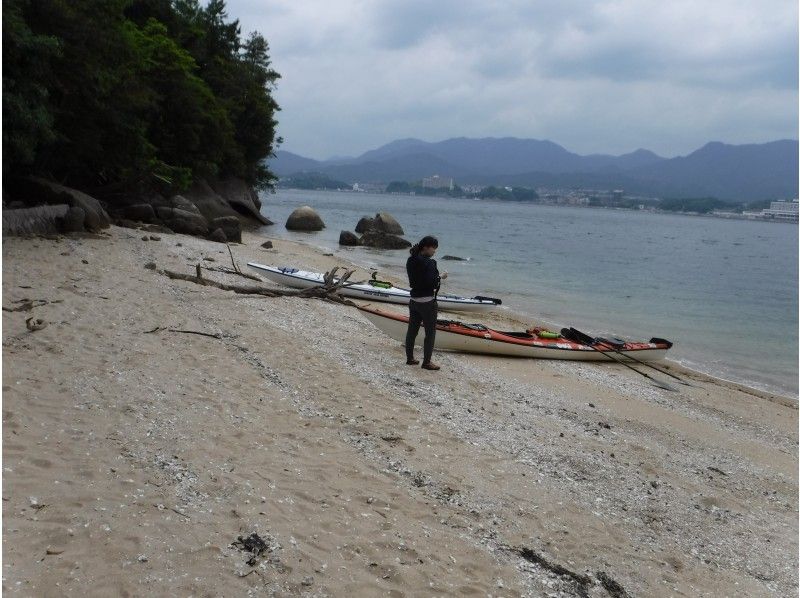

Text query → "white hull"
[247,263,502,313]
[360,307,669,361]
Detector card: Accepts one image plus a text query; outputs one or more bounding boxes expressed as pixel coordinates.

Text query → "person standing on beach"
[405,236,447,370]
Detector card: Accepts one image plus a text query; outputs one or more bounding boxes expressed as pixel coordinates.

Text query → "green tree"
[3,0,281,192]
[2,0,60,170]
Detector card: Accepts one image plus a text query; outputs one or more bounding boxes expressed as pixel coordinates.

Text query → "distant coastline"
[276,184,800,223]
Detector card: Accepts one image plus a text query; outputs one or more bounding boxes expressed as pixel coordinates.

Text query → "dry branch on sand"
[158,264,359,307]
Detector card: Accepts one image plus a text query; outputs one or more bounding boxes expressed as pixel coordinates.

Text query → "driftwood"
[225,244,263,282]
[3,298,63,312]
[160,264,359,306]
[144,326,223,339]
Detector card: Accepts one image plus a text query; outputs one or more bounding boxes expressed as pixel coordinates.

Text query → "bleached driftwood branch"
[159,264,358,306]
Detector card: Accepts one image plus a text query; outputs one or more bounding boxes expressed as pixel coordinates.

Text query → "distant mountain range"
[269,137,798,201]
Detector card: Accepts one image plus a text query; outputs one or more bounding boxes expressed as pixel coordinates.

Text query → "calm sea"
[258,189,799,398]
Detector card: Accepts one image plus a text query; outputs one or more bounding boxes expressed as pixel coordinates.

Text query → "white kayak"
[359,305,672,361]
[247,263,502,313]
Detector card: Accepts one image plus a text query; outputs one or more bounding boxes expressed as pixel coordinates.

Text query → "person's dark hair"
[410,235,438,256]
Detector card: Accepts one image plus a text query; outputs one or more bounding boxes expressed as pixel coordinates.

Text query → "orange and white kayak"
[359,305,672,361]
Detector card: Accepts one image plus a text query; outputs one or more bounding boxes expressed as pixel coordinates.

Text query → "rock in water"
[441,255,466,261]
[339,230,359,246]
[355,216,374,233]
[360,232,412,249]
[375,212,404,235]
[286,206,325,231]
[355,213,404,235]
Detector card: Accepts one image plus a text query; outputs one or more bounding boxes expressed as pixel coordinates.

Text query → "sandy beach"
[2,226,797,597]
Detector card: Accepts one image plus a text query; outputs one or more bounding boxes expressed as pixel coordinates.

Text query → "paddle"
[571,328,698,388]
[561,328,679,392]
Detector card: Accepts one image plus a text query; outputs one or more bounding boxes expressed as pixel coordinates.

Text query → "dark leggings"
[405,300,437,363]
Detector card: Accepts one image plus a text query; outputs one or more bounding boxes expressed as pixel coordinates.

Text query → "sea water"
[258,189,799,398]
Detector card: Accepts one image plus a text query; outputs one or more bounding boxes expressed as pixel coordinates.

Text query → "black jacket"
[406,254,440,298]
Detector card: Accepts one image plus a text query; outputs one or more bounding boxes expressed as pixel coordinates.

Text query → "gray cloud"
[228,0,798,159]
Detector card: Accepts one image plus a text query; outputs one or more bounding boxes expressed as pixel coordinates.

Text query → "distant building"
[762,200,799,222]
[422,174,454,190]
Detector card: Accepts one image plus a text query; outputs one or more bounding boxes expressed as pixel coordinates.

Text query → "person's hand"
[441,271,448,280]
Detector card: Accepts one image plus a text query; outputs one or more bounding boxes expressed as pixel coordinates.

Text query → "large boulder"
[209,216,241,243]
[355,216,374,234]
[13,177,110,231]
[374,212,404,235]
[359,232,412,249]
[63,207,86,233]
[339,230,359,246]
[208,228,228,243]
[156,206,209,236]
[209,178,272,225]
[183,179,240,222]
[286,206,325,231]
[355,212,404,235]
[115,219,173,234]
[2,205,70,236]
[169,194,203,215]
[117,203,157,223]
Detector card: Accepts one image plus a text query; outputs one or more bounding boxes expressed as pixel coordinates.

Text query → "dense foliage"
[476,186,539,201]
[658,197,735,214]
[3,0,280,191]
[278,172,352,191]
[384,180,465,197]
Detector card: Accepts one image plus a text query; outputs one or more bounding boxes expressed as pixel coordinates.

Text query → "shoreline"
[3,226,797,596]
[263,232,797,404]
[280,187,800,225]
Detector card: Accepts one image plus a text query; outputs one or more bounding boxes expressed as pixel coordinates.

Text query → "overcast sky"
[227,0,798,160]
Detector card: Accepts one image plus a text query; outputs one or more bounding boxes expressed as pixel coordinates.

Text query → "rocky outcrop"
[355,212,404,235]
[155,207,209,236]
[347,212,410,248]
[359,232,412,249]
[63,207,86,233]
[209,216,241,243]
[208,228,228,243]
[4,175,271,241]
[354,216,373,234]
[209,178,272,225]
[338,230,359,246]
[183,179,240,222]
[286,206,325,231]
[117,203,157,223]
[3,205,70,236]
[12,177,111,231]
